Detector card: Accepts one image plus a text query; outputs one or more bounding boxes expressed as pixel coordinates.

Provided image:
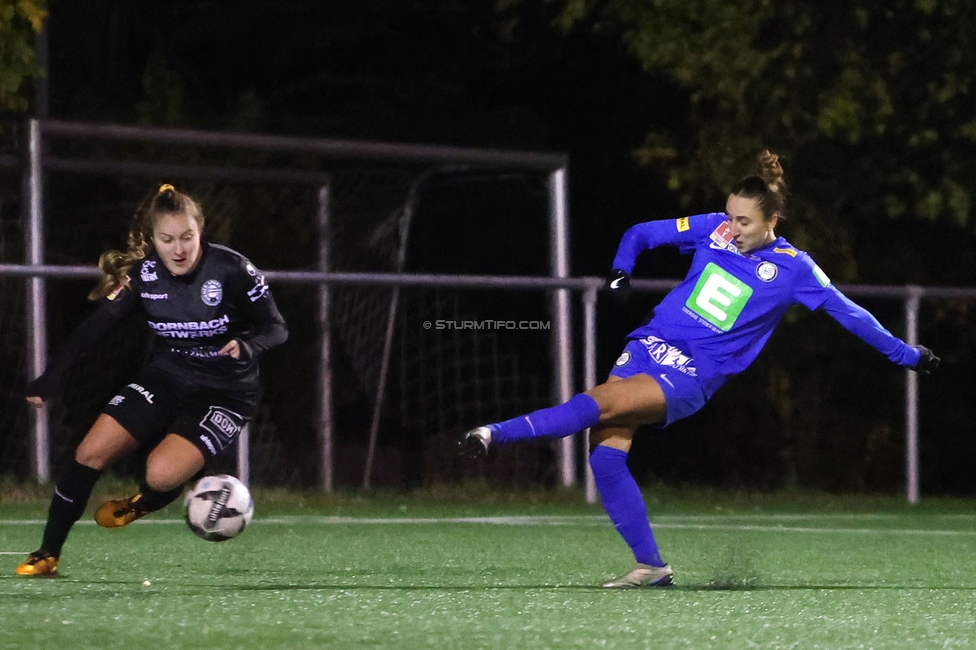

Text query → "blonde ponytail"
[88,210,151,300]
[88,183,200,300]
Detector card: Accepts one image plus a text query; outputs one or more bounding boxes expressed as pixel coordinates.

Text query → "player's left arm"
[220,258,288,361]
[792,254,938,373]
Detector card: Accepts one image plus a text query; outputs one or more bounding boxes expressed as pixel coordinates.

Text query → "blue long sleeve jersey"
[612,213,920,392]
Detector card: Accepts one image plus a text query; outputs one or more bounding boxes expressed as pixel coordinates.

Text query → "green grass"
[2,487,976,649]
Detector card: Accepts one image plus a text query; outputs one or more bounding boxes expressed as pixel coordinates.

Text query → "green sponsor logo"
[686,263,753,331]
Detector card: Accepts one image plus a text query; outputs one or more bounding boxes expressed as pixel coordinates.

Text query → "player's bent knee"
[145,434,205,491]
[144,465,190,493]
[589,428,634,452]
[587,375,666,427]
[73,449,109,471]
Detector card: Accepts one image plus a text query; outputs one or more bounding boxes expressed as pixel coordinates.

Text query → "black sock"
[40,460,102,558]
[137,481,184,512]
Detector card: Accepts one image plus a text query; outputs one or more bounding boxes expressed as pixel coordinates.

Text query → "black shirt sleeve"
[226,259,288,362]
[26,281,140,399]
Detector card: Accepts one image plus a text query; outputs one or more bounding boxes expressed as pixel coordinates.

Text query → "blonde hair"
[88,184,204,300]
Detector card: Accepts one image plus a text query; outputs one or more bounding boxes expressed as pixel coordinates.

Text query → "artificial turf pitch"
[2,491,975,649]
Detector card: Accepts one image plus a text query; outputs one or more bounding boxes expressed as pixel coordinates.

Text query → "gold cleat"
[15,551,59,576]
[94,493,150,528]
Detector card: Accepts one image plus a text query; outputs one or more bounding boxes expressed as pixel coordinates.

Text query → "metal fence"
[2,118,577,491]
[2,119,972,503]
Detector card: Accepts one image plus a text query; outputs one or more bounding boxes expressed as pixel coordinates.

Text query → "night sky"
[38,0,687,278]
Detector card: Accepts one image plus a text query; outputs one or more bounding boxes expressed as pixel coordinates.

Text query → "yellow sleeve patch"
[676,217,690,232]
[773,247,797,257]
[106,276,130,301]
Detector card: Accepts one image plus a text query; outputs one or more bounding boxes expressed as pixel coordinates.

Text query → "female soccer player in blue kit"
[462,150,940,588]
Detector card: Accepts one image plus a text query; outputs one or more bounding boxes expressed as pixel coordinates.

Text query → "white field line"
[1,514,975,537]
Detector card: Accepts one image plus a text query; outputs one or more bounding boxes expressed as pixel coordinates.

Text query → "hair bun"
[158,183,176,194]
[758,150,785,193]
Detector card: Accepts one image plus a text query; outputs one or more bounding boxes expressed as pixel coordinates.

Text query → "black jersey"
[29,242,287,397]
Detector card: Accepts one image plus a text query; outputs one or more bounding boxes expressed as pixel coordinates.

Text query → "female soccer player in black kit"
[15,184,288,576]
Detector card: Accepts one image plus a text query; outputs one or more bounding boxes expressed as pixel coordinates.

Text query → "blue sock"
[489,394,600,445]
[589,445,664,567]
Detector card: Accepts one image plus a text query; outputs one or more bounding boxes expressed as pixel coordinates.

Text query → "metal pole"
[317,184,335,493]
[25,119,49,483]
[237,424,250,486]
[905,287,921,504]
[582,285,598,504]
[364,288,398,489]
[34,14,49,118]
[548,167,576,487]
[362,172,429,489]
[40,119,567,171]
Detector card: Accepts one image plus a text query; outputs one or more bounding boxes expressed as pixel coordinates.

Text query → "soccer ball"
[184,474,254,542]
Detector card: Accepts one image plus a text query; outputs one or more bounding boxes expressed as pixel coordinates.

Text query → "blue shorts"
[608,336,708,427]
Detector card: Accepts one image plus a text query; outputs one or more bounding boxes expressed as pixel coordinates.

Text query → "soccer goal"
[4,119,577,491]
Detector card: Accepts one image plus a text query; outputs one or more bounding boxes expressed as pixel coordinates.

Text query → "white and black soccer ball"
[184,474,254,542]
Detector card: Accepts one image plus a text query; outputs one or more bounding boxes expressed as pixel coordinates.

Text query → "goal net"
[2,142,560,489]
[325,167,554,488]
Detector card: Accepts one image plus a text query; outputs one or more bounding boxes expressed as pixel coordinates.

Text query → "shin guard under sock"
[589,445,664,567]
[40,460,102,557]
[490,393,600,445]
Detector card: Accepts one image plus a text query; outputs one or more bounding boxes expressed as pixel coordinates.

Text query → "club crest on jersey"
[140,259,158,282]
[201,280,223,306]
[709,222,740,255]
[756,262,778,282]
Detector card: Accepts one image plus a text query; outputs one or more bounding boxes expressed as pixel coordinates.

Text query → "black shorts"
[102,367,257,461]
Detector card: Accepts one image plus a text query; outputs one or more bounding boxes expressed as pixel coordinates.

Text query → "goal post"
[13,119,576,491]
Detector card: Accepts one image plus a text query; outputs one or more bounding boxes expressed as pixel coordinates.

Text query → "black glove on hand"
[25,370,56,401]
[912,345,940,376]
[604,269,632,305]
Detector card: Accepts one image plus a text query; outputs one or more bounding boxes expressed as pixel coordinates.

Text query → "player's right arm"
[611,213,721,274]
[25,281,140,405]
[606,213,723,303]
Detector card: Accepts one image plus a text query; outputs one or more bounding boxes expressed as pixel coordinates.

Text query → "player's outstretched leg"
[590,444,673,588]
[94,482,183,528]
[459,394,601,457]
[14,459,103,576]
